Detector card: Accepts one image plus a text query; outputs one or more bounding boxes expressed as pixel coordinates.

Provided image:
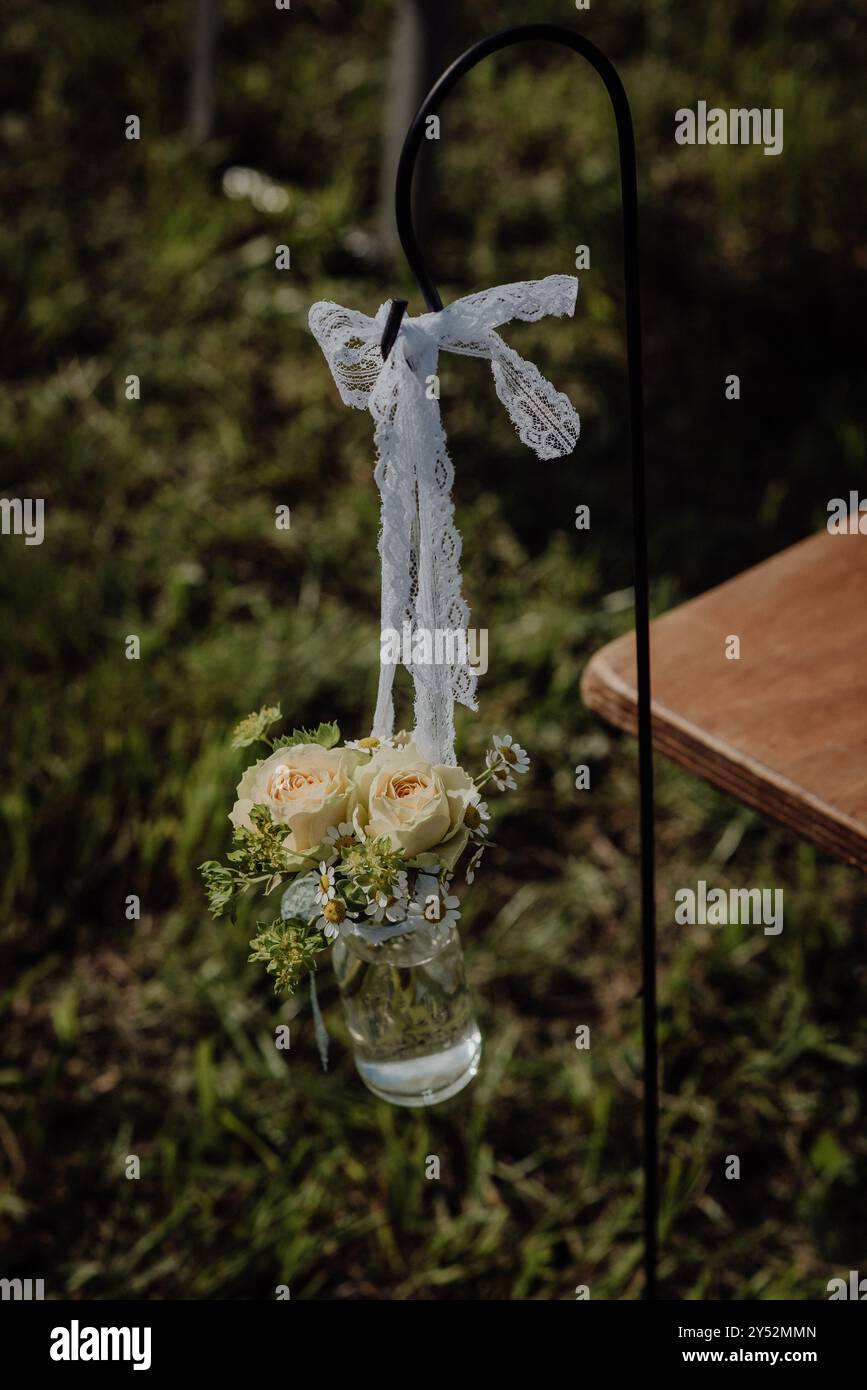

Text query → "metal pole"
[391,23,658,1298]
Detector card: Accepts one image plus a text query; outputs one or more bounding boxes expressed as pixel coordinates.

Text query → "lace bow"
[308,275,581,765]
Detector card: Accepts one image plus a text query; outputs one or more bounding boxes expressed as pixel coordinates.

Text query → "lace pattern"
[308,276,581,765]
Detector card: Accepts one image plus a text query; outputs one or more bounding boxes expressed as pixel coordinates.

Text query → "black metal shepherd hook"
[389,23,658,1298]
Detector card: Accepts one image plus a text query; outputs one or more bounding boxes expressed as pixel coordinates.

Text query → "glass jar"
[332,914,482,1107]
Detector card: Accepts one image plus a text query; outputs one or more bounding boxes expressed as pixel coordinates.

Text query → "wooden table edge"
[581,637,867,873]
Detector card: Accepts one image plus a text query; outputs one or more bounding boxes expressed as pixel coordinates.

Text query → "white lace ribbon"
[309,275,581,765]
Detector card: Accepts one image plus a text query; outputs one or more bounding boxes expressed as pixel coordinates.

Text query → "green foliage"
[273,721,341,751]
[229,804,295,879]
[199,805,298,918]
[339,835,407,905]
[199,859,239,919]
[230,706,339,753]
[231,705,283,750]
[248,917,329,997]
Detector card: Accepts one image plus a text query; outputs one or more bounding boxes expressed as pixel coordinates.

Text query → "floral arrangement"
[200,706,529,998]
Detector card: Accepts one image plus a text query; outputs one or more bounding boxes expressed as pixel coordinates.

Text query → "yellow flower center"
[501,746,518,765]
[319,873,331,893]
[323,899,345,925]
[464,805,481,830]
[357,736,380,749]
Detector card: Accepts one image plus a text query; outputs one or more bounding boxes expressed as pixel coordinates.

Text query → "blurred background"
[2,0,866,1299]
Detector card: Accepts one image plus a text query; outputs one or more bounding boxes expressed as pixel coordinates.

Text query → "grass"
[1,0,866,1299]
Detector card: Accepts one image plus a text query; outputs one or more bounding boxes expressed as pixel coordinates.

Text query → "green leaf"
[249,803,274,830]
[199,859,238,918]
[272,721,340,750]
[313,721,340,749]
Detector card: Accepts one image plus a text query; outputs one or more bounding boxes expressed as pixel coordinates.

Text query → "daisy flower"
[323,821,358,862]
[317,896,354,940]
[486,749,517,791]
[492,733,530,776]
[409,886,461,931]
[314,862,337,907]
[365,870,410,924]
[344,734,392,752]
[435,890,462,931]
[365,896,407,925]
[463,796,491,837]
[465,846,485,884]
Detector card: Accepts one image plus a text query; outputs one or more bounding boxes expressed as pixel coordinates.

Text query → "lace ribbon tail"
[307,302,384,409]
[403,344,470,766]
[369,350,418,744]
[488,334,581,460]
[372,665,395,745]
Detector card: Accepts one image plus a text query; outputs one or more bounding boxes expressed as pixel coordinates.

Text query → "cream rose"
[353,741,476,863]
[230,744,362,859]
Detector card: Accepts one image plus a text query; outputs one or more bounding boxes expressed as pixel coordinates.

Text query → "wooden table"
[581,530,867,871]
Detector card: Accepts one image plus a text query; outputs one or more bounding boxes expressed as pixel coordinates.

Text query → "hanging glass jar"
[332,909,481,1107]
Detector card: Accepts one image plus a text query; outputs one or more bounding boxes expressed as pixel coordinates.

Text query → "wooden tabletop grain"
[581,529,867,870]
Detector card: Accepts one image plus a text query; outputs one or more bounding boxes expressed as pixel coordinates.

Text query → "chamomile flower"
[406,897,427,929]
[317,896,354,940]
[344,734,392,752]
[486,749,517,791]
[365,869,410,923]
[465,846,485,884]
[323,822,358,862]
[409,886,461,931]
[435,890,462,931]
[492,733,530,776]
[463,797,491,837]
[365,897,406,925]
[314,862,337,907]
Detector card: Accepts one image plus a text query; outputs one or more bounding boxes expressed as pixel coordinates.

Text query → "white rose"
[230,744,361,860]
[353,741,475,863]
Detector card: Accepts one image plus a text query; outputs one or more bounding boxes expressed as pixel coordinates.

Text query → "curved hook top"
[394,23,638,311]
